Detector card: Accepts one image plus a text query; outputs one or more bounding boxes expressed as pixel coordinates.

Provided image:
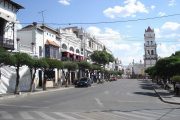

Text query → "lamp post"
[16,38,20,52]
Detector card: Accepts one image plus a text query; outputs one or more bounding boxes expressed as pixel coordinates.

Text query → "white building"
[144,26,158,69]
[0,0,23,50]
[59,27,84,61]
[17,23,61,88]
[0,0,24,94]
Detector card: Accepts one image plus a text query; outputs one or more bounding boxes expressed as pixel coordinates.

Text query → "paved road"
[0,79,180,120]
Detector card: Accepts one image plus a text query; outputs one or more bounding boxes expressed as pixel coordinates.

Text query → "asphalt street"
[0,79,180,120]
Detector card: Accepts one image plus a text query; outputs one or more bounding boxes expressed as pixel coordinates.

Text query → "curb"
[152,85,180,105]
[0,87,74,100]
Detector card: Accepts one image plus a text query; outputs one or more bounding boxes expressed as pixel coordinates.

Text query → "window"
[89,41,91,47]
[62,44,67,49]
[70,47,74,52]
[39,46,42,56]
[147,41,149,45]
[151,50,154,55]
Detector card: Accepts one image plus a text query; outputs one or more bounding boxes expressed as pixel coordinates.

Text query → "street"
[0,79,180,120]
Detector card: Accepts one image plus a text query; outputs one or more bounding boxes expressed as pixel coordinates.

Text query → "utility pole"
[38,10,46,57]
[38,10,46,89]
[38,10,46,25]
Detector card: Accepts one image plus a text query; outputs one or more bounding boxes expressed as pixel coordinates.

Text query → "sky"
[14,0,180,65]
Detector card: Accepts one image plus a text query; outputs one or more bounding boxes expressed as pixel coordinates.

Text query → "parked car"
[75,77,92,87]
[109,76,117,81]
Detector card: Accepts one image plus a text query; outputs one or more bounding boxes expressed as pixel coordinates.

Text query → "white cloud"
[86,26,123,41]
[161,22,180,31]
[168,0,176,7]
[86,26,144,65]
[58,0,70,6]
[158,12,166,17]
[154,22,180,40]
[103,0,149,18]
[157,44,180,58]
[151,5,156,10]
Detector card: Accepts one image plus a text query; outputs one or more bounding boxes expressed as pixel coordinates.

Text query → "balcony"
[0,36,14,50]
[144,54,158,60]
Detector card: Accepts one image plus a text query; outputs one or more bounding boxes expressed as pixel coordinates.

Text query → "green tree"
[45,58,63,87]
[63,61,78,86]
[0,47,15,66]
[27,58,49,92]
[12,52,32,94]
[77,61,91,78]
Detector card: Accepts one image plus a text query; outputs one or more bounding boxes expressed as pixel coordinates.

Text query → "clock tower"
[144,26,158,69]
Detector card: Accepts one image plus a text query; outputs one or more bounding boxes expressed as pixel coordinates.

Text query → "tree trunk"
[14,67,20,94]
[29,68,37,92]
[43,73,47,90]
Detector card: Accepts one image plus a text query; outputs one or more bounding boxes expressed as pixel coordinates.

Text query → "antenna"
[38,10,46,25]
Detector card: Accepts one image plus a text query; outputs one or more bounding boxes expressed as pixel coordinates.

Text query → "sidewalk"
[0,86,74,100]
[152,83,180,105]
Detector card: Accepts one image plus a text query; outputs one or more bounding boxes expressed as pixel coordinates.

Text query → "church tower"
[144,26,158,69]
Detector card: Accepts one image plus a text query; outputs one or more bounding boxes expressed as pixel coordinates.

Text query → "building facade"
[144,26,158,69]
[0,0,23,50]
[17,23,61,88]
[0,0,24,94]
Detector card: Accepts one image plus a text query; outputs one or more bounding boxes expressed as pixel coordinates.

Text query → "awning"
[46,40,59,47]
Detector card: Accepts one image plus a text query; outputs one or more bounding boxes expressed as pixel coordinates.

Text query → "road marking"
[19,111,34,119]
[0,111,13,119]
[54,112,78,120]
[73,113,96,120]
[34,111,56,120]
[113,111,153,120]
[94,98,104,107]
[0,104,48,109]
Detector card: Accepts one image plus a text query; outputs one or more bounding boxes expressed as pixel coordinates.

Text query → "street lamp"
[16,38,20,52]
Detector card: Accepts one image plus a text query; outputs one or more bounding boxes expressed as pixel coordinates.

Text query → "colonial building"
[17,23,61,88]
[114,58,122,71]
[59,27,83,61]
[144,26,158,69]
[0,0,23,50]
[0,0,24,94]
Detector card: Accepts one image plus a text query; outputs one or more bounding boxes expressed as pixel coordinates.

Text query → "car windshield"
[80,78,88,81]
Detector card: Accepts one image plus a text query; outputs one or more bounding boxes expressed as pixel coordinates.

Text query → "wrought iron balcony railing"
[0,36,14,50]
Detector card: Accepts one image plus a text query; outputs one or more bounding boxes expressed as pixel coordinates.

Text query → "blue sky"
[14,0,180,65]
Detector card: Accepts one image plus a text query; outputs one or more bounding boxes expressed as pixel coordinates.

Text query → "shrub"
[171,75,180,83]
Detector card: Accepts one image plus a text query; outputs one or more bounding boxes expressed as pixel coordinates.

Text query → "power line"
[18,13,180,25]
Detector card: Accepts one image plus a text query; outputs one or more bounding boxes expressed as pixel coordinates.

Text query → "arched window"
[76,49,80,53]
[151,50,154,55]
[70,46,74,52]
[62,44,67,50]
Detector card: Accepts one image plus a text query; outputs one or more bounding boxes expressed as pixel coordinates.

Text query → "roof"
[145,26,154,32]
[46,40,59,47]
[18,25,43,31]
[8,0,24,9]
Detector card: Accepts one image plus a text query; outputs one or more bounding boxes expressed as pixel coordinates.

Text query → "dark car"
[75,77,92,87]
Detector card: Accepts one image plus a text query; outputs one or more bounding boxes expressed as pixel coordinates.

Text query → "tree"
[90,50,114,80]
[0,47,15,66]
[90,50,114,67]
[63,61,78,86]
[12,52,32,94]
[39,58,49,90]
[44,58,63,87]
[27,58,49,92]
[77,61,91,78]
